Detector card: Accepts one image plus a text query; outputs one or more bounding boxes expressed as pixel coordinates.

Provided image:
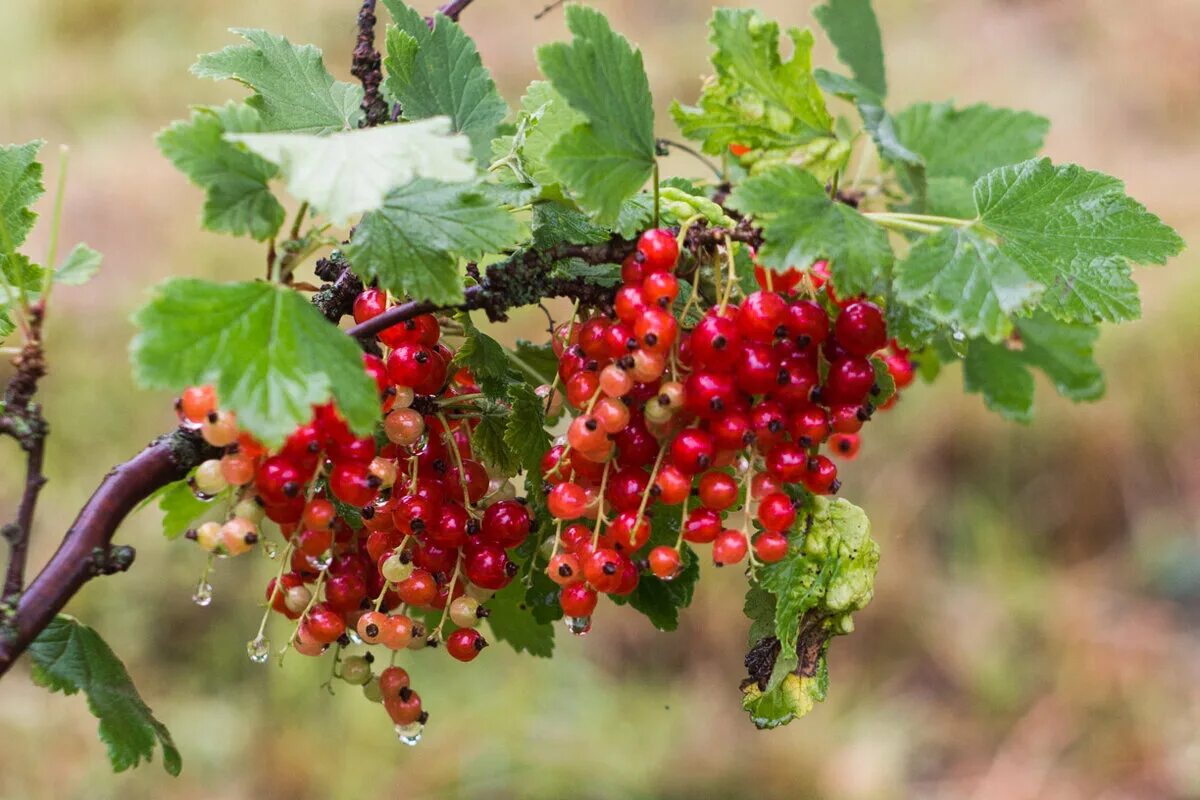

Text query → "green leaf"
[813,0,887,98]
[1016,313,1105,401]
[505,382,551,475]
[744,585,777,646]
[227,118,474,225]
[727,165,891,295]
[742,657,829,730]
[54,243,103,286]
[962,338,1034,422]
[29,616,181,775]
[486,578,555,657]
[382,2,508,164]
[452,311,511,399]
[470,413,519,477]
[346,179,522,306]
[975,158,1184,322]
[548,258,622,288]
[157,103,284,241]
[0,140,45,251]
[757,497,878,653]
[531,201,610,249]
[155,476,217,540]
[511,341,558,385]
[525,568,565,625]
[537,5,656,223]
[192,28,362,134]
[131,279,378,446]
[894,227,1043,342]
[895,102,1048,185]
[507,81,587,191]
[625,546,699,632]
[671,10,832,156]
[1,252,46,291]
[814,71,924,206]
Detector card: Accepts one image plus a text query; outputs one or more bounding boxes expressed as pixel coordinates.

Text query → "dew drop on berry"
[395,722,424,746]
[246,635,271,664]
[192,579,213,606]
[565,616,592,636]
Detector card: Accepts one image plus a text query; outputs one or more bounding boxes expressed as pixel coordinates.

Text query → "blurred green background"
[1,1,1198,798]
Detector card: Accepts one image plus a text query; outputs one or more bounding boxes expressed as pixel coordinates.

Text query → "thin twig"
[534,0,566,20]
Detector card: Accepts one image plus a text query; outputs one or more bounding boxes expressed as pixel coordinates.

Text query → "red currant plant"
[0,0,1184,774]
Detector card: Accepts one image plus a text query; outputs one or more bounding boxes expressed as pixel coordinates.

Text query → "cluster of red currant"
[170,224,915,743]
[175,292,540,743]
[536,228,914,632]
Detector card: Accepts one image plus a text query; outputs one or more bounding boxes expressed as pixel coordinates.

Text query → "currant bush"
[0,0,1183,775]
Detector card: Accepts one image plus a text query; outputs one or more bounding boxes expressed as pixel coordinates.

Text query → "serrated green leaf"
[131,279,378,446]
[29,616,181,775]
[1015,313,1105,401]
[470,413,519,476]
[0,140,45,252]
[727,165,891,295]
[537,6,656,223]
[525,568,565,625]
[192,28,362,134]
[1,252,45,291]
[157,103,284,241]
[895,102,1049,183]
[346,179,522,306]
[625,546,699,632]
[486,577,555,657]
[870,356,896,406]
[894,226,1043,342]
[962,338,1034,422]
[924,176,975,218]
[382,2,508,164]
[549,258,622,288]
[511,81,587,190]
[975,158,1184,322]
[813,0,887,98]
[814,71,924,206]
[744,585,777,646]
[54,243,103,286]
[512,341,558,385]
[227,118,474,225]
[452,311,511,399]
[505,383,550,475]
[531,201,609,249]
[155,476,217,540]
[672,9,832,157]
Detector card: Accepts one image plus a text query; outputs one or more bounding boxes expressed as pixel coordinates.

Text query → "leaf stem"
[860,215,941,235]
[652,160,661,229]
[504,348,545,385]
[41,146,70,302]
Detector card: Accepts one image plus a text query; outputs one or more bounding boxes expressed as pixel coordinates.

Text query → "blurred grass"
[1,1,1198,798]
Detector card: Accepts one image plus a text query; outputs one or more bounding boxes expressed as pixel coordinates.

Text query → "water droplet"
[246,636,271,664]
[395,722,423,746]
[346,628,362,646]
[315,553,333,570]
[192,581,213,606]
[565,616,591,636]
[262,540,278,559]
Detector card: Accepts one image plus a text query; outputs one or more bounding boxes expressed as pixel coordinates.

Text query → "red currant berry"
[325,573,367,614]
[698,471,738,511]
[548,552,582,586]
[712,530,748,566]
[548,482,588,519]
[670,429,716,474]
[584,548,623,593]
[396,568,439,606]
[648,546,683,579]
[754,264,802,294]
[766,443,807,483]
[329,461,379,507]
[256,456,303,506]
[835,301,887,357]
[637,228,679,274]
[757,492,796,531]
[682,507,723,544]
[690,314,742,372]
[822,357,876,405]
[462,542,515,590]
[560,583,598,617]
[480,500,532,548]
[802,455,840,495]
[737,291,787,342]
[304,603,346,644]
[783,300,829,349]
[754,530,790,563]
[885,353,915,389]
[447,628,488,662]
[829,432,861,459]
[386,343,447,394]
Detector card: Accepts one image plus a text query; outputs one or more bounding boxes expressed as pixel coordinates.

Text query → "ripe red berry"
[637,228,679,274]
[256,455,303,506]
[462,542,515,590]
[608,510,651,551]
[606,467,649,512]
[480,500,532,548]
[352,288,388,324]
[548,553,582,586]
[682,507,722,544]
[548,482,588,519]
[396,569,439,606]
[829,432,861,459]
[304,603,345,644]
[823,357,876,405]
[803,455,840,495]
[754,530,790,563]
[754,264,802,294]
[653,464,692,505]
[378,666,410,699]
[386,343,447,394]
[669,429,716,474]
[446,628,488,662]
[329,461,379,507]
[648,546,683,579]
[766,443,807,483]
[835,301,887,357]
[583,548,623,593]
[560,582,598,617]
[757,492,797,531]
[690,314,742,372]
[712,529,748,566]
[885,353,915,388]
[698,471,738,511]
[783,300,829,349]
[737,291,787,342]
